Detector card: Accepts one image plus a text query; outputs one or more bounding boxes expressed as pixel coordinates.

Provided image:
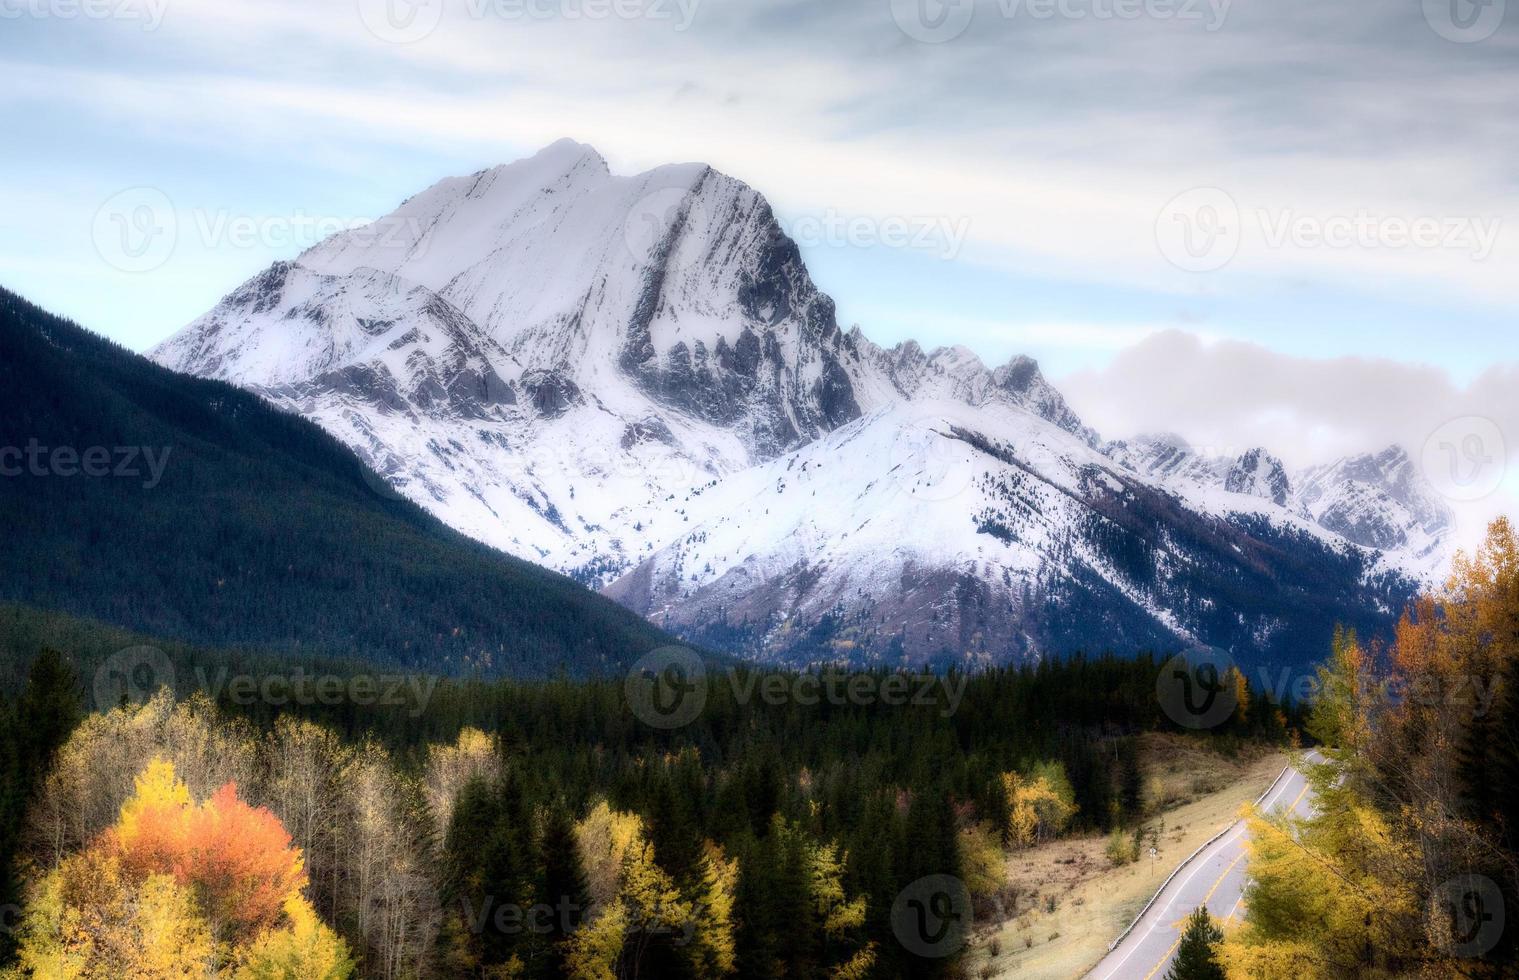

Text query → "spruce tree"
[536,799,589,979]
[0,689,19,965]
[1,649,80,965]
[440,776,500,972]
[1167,906,1226,980]
[1118,737,1144,824]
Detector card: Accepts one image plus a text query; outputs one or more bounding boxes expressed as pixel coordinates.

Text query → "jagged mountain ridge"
[151,140,1453,668]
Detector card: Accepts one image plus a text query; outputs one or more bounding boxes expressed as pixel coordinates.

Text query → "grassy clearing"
[963,735,1287,980]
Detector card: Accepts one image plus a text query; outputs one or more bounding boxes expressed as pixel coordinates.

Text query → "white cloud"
[1060,330,1519,548]
[5,0,1517,305]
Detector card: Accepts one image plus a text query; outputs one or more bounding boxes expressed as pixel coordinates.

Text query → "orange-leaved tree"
[6,756,351,979]
[109,757,306,945]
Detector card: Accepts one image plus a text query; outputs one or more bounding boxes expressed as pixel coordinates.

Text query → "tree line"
[0,625,1300,978]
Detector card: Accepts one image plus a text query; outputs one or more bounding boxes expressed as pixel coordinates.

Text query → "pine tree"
[1167,906,1226,980]
[1118,738,1144,824]
[16,649,81,768]
[1,648,80,964]
[537,798,590,979]
[1488,654,1519,857]
[0,688,19,965]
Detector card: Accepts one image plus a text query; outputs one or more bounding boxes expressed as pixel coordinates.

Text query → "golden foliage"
[8,758,349,979]
[234,896,355,980]
[1000,762,1077,848]
[1224,518,1519,977]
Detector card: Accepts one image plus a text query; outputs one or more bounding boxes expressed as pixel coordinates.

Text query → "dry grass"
[963,735,1286,980]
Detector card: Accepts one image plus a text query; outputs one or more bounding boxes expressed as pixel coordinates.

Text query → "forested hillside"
[0,286,671,677]
[0,609,1299,978]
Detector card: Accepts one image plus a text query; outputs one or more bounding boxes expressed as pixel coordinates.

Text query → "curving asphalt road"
[1085,752,1321,980]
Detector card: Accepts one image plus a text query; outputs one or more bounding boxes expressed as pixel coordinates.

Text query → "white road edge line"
[1098,760,1295,961]
[1092,826,1245,980]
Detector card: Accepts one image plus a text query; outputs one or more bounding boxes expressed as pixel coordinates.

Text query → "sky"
[1,0,1515,544]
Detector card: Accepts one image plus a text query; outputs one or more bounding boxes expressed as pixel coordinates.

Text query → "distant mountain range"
[0,285,672,677]
[150,140,1452,669]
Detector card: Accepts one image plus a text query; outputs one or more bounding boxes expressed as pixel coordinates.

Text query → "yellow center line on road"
[1141,935,1183,980]
[1140,850,1248,980]
[1136,765,1312,978]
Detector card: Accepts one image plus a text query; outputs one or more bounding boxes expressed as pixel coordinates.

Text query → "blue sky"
[2,0,1517,538]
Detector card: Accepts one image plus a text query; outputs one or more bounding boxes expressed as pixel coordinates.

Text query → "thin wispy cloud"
[0,0,1514,469]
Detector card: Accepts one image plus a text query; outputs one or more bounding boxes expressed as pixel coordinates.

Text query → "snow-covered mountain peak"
[152,142,1454,667]
[520,136,610,176]
[1224,448,1293,508]
[270,144,859,458]
[1295,445,1453,570]
[848,337,1094,443]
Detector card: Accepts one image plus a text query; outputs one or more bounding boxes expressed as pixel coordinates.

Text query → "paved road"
[1085,752,1320,980]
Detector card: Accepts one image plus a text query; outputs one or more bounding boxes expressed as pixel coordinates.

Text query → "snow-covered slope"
[1296,447,1453,571]
[1101,436,1451,581]
[151,141,1453,668]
